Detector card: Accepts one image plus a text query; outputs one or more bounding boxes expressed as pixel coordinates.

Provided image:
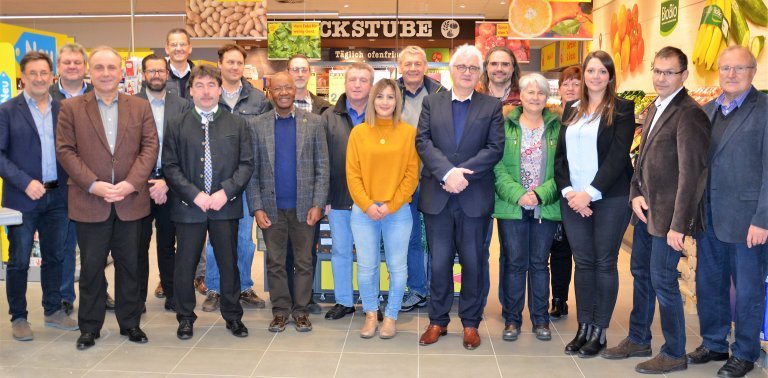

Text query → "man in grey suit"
[135,54,191,312]
[605,47,711,374]
[163,65,253,340]
[247,72,329,333]
[685,46,768,378]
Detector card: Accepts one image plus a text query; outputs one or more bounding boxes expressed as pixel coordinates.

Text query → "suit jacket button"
[200,158,204,162]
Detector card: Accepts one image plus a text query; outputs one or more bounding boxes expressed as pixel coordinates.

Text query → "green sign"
[660,0,679,36]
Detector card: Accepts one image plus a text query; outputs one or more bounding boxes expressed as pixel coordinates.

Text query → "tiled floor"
[1,232,767,377]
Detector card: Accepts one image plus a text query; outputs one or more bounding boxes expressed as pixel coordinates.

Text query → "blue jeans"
[328,209,355,307]
[695,206,768,362]
[60,220,77,303]
[6,189,69,320]
[406,187,427,296]
[350,204,411,320]
[205,199,254,293]
[628,220,686,359]
[497,211,557,326]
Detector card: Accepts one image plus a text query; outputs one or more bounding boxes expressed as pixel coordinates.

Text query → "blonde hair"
[398,46,427,64]
[364,79,402,127]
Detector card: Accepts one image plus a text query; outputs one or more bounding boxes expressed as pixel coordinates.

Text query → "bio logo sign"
[14,32,57,72]
[660,0,679,36]
[0,72,12,104]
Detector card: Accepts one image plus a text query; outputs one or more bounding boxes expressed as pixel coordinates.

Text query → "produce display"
[475,22,531,63]
[689,86,723,105]
[692,0,766,70]
[609,3,645,81]
[185,0,267,39]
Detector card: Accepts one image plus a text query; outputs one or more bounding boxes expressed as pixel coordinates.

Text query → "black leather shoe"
[76,331,99,350]
[164,299,176,312]
[687,345,729,364]
[120,327,148,343]
[717,357,754,378]
[177,320,194,340]
[325,304,355,320]
[549,298,568,319]
[578,325,606,358]
[565,323,590,355]
[226,319,248,337]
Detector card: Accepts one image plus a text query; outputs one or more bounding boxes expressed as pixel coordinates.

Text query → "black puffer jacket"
[322,93,358,210]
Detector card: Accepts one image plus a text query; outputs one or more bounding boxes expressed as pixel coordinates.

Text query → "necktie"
[201,111,213,193]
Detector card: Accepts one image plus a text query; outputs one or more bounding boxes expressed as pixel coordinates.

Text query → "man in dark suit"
[163,65,253,340]
[0,51,79,341]
[49,43,98,315]
[685,46,768,378]
[604,47,710,374]
[135,54,191,312]
[416,44,504,350]
[56,46,158,349]
[247,72,329,333]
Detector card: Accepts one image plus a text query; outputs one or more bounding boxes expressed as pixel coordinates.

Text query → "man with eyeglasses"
[286,53,331,315]
[1,51,79,341]
[49,43,98,315]
[199,43,270,314]
[416,44,504,350]
[165,28,195,99]
[134,54,191,313]
[684,46,767,378]
[395,46,444,313]
[247,72,328,333]
[604,46,710,374]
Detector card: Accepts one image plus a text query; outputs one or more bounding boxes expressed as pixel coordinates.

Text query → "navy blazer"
[0,93,67,212]
[703,87,768,243]
[415,90,505,217]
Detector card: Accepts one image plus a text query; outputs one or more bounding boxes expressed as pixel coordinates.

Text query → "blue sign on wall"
[0,72,12,104]
[14,32,57,74]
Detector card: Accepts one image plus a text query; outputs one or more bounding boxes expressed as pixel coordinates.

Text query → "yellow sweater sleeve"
[387,125,420,213]
[345,127,375,212]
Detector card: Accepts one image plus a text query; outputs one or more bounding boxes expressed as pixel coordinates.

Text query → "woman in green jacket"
[494,73,562,342]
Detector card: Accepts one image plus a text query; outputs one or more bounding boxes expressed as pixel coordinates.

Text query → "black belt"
[43,180,58,189]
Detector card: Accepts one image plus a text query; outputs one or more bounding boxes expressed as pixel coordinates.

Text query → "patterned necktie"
[201,111,213,193]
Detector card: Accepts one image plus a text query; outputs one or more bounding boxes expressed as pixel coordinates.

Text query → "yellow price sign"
[291,22,320,37]
[540,43,557,72]
[328,70,346,105]
[496,23,509,37]
[268,23,280,34]
[308,71,317,95]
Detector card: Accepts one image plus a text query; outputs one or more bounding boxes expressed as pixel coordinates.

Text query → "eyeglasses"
[651,68,685,78]
[271,85,295,93]
[718,65,755,74]
[145,69,167,76]
[290,67,309,73]
[454,65,481,74]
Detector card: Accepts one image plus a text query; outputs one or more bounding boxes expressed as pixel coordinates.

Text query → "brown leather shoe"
[419,324,447,345]
[463,327,481,350]
[268,315,287,332]
[154,282,165,298]
[194,276,207,295]
[635,353,687,374]
[293,315,312,332]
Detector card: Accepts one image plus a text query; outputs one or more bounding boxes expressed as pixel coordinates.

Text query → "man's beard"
[147,80,167,92]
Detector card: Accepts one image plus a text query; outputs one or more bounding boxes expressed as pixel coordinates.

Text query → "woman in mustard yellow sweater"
[346,79,420,339]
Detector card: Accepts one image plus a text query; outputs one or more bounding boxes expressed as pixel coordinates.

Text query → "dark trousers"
[628,219,686,359]
[174,220,242,322]
[60,220,77,303]
[549,223,573,301]
[286,223,319,299]
[695,205,768,362]
[424,198,490,328]
[497,211,557,326]
[561,195,630,328]
[262,209,315,317]
[76,206,142,333]
[6,188,68,321]
[139,200,176,302]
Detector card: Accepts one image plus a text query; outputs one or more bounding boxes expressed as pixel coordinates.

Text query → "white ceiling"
[0,0,511,19]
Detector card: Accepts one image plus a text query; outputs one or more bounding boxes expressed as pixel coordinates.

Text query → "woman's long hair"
[364,79,403,127]
[565,50,618,127]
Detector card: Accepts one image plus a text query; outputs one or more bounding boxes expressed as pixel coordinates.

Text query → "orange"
[618,5,627,40]
[508,0,553,38]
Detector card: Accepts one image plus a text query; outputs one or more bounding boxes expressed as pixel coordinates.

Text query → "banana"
[693,0,714,65]
[703,0,725,69]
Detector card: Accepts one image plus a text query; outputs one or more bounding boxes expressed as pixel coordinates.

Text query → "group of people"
[0,27,766,378]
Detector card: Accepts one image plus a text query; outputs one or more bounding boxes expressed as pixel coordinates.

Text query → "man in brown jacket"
[602,47,711,374]
[56,46,158,350]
